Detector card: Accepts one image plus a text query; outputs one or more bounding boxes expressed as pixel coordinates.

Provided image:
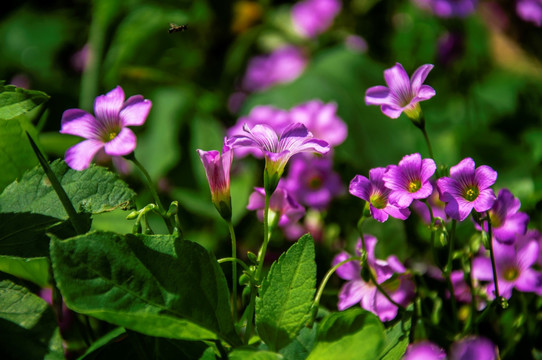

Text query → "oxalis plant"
[1,28,542,360]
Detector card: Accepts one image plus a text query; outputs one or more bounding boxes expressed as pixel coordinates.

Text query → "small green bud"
[247,251,258,264]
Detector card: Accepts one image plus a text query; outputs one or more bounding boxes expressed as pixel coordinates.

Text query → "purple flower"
[365,63,435,120]
[450,336,498,360]
[517,0,542,27]
[289,100,348,147]
[472,237,542,299]
[411,181,449,225]
[247,187,305,227]
[403,341,446,360]
[282,155,344,209]
[345,35,368,53]
[227,105,290,158]
[431,0,477,18]
[60,86,151,170]
[383,153,436,208]
[436,158,497,221]
[197,140,234,220]
[227,122,330,192]
[292,0,342,38]
[413,0,477,18]
[350,168,411,222]
[242,46,307,92]
[437,31,464,67]
[333,235,415,322]
[478,188,529,244]
[449,270,486,310]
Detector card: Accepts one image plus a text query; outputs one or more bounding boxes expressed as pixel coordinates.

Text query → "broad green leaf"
[0,83,49,121]
[279,326,317,360]
[256,234,316,351]
[378,312,412,360]
[229,348,283,360]
[50,231,240,345]
[0,116,39,191]
[0,159,135,220]
[0,213,60,258]
[0,256,50,287]
[0,277,64,360]
[306,308,385,360]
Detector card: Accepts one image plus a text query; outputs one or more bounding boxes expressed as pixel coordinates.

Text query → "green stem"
[485,212,501,301]
[218,257,250,273]
[228,221,238,322]
[308,256,362,326]
[444,220,459,332]
[255,191,272,283]
[420,125,435,161]
[357,218,405,311]
[244,285,257,344]
[127,154,174,234]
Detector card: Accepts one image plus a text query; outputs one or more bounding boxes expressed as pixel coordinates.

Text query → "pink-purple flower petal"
[365,85,392,105]
[103,127,136,156]
[64,139,104,171]
[60,109,101,139]
[119,95,152,127]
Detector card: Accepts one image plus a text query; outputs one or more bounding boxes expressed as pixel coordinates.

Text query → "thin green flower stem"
[255,191,272,283]
[443,220,459,332]
[128,154,175,234]
[218,257,250,273]
[485,212,501,301]
[228,221,239,322]
[308,256,363,326]
[420,126,435,162]
[244,285,257,344]
[462,261,478,335]
[244,191,273,343]
[357,216,406,311]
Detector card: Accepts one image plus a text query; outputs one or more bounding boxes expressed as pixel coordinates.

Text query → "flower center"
[307,175,323,190]
[408,179,421,193]
[463,186,479,202]
[370,192,387,209]
[503,267,519,281]
[108,131,118,141]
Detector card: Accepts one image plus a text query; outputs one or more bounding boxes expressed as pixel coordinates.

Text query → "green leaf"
[279,326,317,360]
[0,114,39,191]
[0,213,60,258]
[306,308,385,360]
[0,159,136,220]
[229,348,283,360]
[0,277,64,360]
[77,327,126,360]
[50,231,240,345]
[378,312,412,360]
[0,83,49,121]
[256,234,316,351]
[0,256,50,287]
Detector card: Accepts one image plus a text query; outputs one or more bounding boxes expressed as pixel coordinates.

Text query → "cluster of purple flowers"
[227,100,347,237]
[291,0,342,38]
[333,235,415,322]
[412,0,478,18]
[404,336,498,360]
